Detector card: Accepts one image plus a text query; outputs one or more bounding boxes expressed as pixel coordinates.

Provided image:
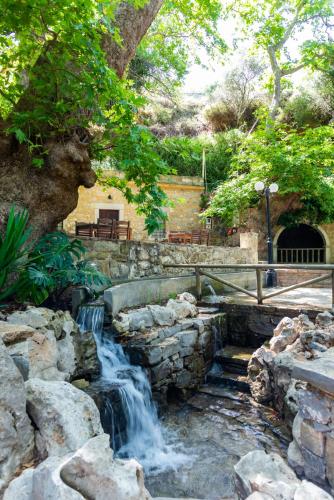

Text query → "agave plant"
[0,207,31,303]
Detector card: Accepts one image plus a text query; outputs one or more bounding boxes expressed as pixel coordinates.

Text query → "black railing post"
[265,187,277,287]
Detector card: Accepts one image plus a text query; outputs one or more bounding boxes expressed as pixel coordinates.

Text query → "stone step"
[214,345,254,375]
[206,371,250,393]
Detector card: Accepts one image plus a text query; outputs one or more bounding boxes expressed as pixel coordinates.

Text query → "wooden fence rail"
[163,263,334,309]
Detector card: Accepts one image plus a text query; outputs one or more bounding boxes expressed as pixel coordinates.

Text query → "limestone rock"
[6,329,66,381]
[177,292,197,305]
[287,441,304,476]
[167,299,198,320]
[316,311,333,327]
[246,494,273,500]
[148,305,176,327]
[175,329,198,348]
[7,307,50,329]
[3,468,34,500]
[0,321,35,345]
[4,456,85,500]
[292,412,303,447]
[113,312,130,333]
[234,450,300,499]
[294,480,333,499]
[26,379,103,459]
[4,307,97,381]
[270,317,298,353]
[0,338,34,494]
[128,308,154,331]
[60,434,151,500]
[247,347,273,404]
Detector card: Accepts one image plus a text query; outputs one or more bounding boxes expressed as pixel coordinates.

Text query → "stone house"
[64,171,205,241]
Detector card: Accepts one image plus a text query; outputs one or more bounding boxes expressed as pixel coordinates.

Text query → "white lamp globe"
[269,183,279,193]
[255,181,265,192]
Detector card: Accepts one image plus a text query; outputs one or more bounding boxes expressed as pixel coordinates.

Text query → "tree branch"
[281,63,305,76]
[102,0,164,77]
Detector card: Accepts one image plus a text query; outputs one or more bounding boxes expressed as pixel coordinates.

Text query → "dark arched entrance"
[277,224,325,264]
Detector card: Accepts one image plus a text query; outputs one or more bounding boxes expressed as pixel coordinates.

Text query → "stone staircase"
[206,345,255,393]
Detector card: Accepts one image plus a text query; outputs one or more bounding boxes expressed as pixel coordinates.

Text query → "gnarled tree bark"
[0,0,164,236]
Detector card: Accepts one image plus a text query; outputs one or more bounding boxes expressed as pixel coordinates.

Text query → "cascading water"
[76,304,188,473]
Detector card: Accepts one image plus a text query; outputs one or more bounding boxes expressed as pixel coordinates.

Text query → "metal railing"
[163,263,334,309]
[277,248,325,264]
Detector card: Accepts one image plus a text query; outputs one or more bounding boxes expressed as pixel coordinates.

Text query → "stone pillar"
[240,232,258,263]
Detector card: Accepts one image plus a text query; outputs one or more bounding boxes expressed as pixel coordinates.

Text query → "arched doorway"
[276,224,326,264]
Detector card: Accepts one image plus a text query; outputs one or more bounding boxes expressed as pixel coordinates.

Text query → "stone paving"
[224,286,333,310]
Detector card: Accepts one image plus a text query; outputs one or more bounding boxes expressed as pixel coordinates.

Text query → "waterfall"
[76,304,188,473]
[206,282,217,297]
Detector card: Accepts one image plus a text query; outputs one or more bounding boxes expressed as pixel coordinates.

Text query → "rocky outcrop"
[26,379,103,459]
[234,450,333,499]
[60,434,151,500]
[1,307,98,381]
[112,293,225,400]
[248,311,334,492]
[0,338,35,495]
[4,434,150,500]
[248,312,334,422]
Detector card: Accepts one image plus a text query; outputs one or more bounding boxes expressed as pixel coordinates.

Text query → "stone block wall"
[80,233,258,280]
[288,383,334,493]
[111,295,226,402]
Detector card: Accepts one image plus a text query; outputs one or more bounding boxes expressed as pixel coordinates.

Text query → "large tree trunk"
[0,133,96,236]
[0,0,164,236]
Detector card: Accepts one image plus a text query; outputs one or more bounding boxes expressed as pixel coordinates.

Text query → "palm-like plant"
[0,208,110,306]
[0,207,31,302]
[18,231,110,305]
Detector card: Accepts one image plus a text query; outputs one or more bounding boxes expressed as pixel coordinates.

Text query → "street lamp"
[255,182,279,287]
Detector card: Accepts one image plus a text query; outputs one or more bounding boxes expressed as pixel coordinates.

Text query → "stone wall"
[81,232,258,280]
[247,310,334,493]
[63,171,204,240]
[277,269,331,288]
[111,293,226,402]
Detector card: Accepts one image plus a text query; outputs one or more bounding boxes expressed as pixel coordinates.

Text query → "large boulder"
[6,328,66,381]
[5,307,98,381]
[4,456,84,500]
[0,339,34,495]
[4,434,151,500]
[26,379,103,459]
[0,338,34,494]
[60,434,151,500]
[234,450,300,499]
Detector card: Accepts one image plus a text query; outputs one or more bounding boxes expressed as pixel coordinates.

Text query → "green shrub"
[0,209,110,306]
[156,130,243,190]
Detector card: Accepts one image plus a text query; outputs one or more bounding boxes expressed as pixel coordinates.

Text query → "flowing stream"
[76,304,188,473]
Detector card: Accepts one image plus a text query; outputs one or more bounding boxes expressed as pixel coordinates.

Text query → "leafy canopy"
[204,123,334,226]
[0,0,225,233]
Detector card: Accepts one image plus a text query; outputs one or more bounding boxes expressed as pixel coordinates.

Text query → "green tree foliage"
[0,0,224,233]
[204,123,334,225]
[205,59,266,131]
[129,0,226,96]
[156,130,243,190]
[282,90,332,128]
[229,0,334,118]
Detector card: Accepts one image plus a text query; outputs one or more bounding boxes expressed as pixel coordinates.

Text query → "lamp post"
[255,181,279,288]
